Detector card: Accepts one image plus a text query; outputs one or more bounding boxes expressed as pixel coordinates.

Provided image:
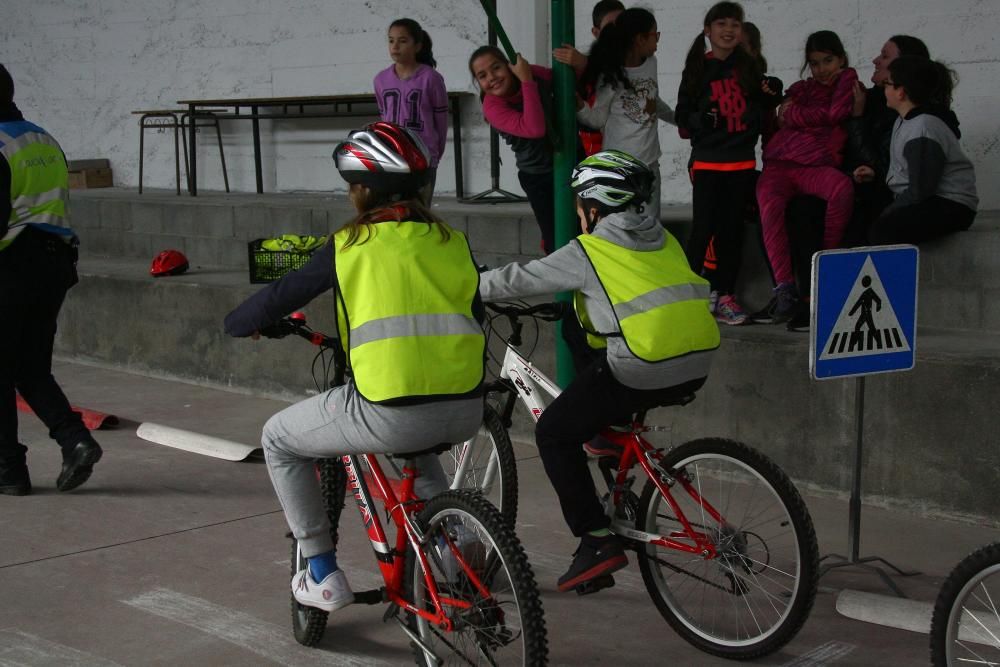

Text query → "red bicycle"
[461,302,820,660]
[266,314,548,665]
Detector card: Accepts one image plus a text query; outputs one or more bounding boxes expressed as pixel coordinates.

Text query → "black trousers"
[535,357,706,537]
[518,170,556,255]
[0,228,88,463]
[687,169,757,295]
[869,196,976,245]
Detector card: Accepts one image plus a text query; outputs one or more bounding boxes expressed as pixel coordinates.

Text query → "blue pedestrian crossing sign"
[810,245,918,380]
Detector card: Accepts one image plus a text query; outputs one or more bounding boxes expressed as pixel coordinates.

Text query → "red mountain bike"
[452,302,820,660]
[265,314,548,665]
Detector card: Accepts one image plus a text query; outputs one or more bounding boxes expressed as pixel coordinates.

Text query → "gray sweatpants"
[262,379,483,558]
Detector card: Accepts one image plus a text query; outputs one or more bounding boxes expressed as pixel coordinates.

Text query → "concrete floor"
[1,361,996,666]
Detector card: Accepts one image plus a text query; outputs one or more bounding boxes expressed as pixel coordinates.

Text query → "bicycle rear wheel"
[635,438,818,659]
[405,490,547,666]
[290,457,346,647]
[930,542,1000,666]
[441,405,518,526]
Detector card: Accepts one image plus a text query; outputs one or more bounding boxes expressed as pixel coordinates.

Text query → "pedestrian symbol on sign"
[819,256,911,361]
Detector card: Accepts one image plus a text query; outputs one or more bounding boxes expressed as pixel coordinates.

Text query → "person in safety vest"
[224,121,485,613]
[479,149,720,592]
[0,64,103,496]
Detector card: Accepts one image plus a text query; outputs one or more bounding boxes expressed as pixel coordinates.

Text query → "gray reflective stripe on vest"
[350,313,481,349]
[0,131,59,160]
[614,282,711,320]
[9,210,63,226]
[0,130,14,144]
[12,188,68,210]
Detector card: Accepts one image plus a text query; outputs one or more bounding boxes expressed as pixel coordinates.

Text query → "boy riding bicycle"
[224,122,485,613]
[478,150,720,591]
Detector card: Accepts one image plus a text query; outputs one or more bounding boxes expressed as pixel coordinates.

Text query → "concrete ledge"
[56,255,1000,520]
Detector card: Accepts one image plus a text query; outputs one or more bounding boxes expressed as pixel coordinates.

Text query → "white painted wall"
[3,0,998,207]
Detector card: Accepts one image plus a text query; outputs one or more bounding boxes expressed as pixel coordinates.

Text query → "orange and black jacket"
[676,52,781,170]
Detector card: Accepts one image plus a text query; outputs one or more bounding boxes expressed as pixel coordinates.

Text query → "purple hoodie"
[373,63,449,167]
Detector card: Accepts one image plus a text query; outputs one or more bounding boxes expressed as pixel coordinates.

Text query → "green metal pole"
[552,0,576,388]
[477,0,517,61]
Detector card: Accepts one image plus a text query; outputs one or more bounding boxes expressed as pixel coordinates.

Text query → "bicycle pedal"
[574,574,615,596]
[353,588,385,605]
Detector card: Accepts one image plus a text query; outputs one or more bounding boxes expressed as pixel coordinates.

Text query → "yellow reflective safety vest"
[0,120,72,252]
[333,221,485,404]
[574,232,720,362]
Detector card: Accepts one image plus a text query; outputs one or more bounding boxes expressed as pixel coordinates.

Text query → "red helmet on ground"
[333,121,429,195]
[150,249,189,277]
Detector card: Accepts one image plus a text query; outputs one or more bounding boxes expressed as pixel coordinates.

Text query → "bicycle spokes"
[410,504,530,664]
[637,444,814,656]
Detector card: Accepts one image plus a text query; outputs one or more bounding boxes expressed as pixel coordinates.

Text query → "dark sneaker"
[768,283,799,324]
[749,295,779,324]
[786,303,810,332]
[0,459,31,496]
[557,534,628,592]
[57,439,103,492]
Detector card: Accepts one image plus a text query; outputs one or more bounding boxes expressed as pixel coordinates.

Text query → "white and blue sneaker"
[292,568,354,612]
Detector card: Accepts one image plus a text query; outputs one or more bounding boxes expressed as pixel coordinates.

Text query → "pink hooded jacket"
[763,67,858,167]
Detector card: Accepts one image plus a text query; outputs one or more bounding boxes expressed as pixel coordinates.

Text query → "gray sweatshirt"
[885,110,978,213]
[479,211,714,390]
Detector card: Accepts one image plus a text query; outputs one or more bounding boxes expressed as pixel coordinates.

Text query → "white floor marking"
[122,588,392,667]
[835,589,933,634]
[780,640,857,666]
[0,629,124,667]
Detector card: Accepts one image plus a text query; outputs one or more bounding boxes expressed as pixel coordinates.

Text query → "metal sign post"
[811,245,920,597]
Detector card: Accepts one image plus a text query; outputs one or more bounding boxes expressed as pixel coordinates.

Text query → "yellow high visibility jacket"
[334,221,485,403]
[574,232,720,361]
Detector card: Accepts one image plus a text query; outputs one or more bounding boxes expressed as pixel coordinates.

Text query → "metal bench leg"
[180,115,191,193]
[213,117,230,193]
[172,114,181,195]
[138,119,145,194]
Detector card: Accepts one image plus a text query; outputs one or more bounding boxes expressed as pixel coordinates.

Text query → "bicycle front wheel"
[930,543,1000,666]
[441,405,518,526]
[636,438,818,659]
[290,457,346,647]
[405,490,547,666]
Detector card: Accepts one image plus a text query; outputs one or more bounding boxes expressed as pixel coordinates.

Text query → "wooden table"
[176,93,474,197]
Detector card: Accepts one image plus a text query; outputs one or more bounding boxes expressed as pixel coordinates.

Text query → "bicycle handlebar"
[486,301,570,322]
[259,314,339,349]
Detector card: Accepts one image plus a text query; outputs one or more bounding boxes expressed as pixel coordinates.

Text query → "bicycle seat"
[389,442,455,460]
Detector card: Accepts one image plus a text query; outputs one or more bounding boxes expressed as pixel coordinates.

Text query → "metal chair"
[134,109,229,194]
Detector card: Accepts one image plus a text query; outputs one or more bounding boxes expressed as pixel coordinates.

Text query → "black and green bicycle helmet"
[570,150,654,214]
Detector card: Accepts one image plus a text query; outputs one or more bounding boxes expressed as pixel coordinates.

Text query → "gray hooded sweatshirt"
[479,211,715,390]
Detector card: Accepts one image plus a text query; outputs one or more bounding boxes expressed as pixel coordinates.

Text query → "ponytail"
[579,7,656,94]
[389,18,437,68]
[680,33,708,98]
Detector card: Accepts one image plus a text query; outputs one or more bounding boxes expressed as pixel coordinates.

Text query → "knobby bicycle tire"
[635,438,819,660]
[930,542,1000,666]
[290,457,347,647]
[443,405,519,526]
[404,490,548,666]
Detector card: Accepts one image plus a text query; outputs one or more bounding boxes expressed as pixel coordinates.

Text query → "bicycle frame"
[477,337,726,559]
[339,452,489,630]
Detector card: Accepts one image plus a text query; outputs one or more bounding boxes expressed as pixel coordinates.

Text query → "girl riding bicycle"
[478,150,721,592]
[224,121,486,614]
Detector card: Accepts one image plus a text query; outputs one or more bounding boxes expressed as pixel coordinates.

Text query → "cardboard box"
[67,159,113,189]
